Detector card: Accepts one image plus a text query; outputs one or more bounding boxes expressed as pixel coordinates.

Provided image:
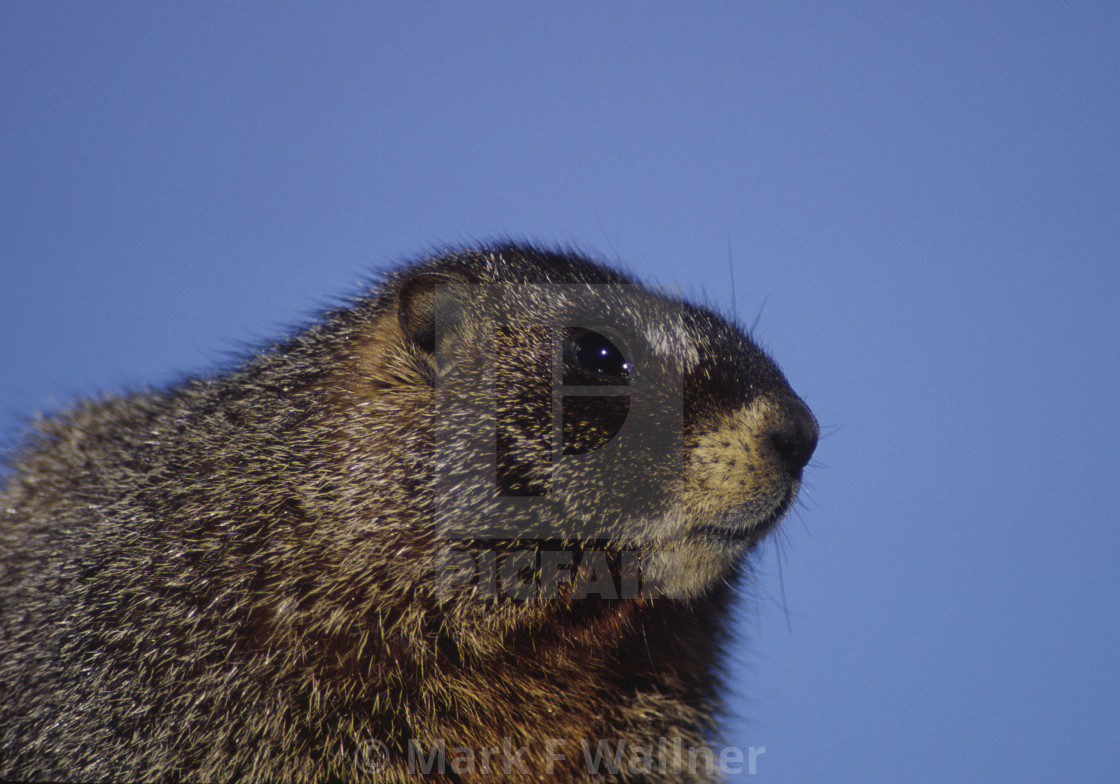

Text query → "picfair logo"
[430,283,684,541]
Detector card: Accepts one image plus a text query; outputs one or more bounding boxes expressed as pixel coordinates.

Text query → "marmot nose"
[767,397,819,479]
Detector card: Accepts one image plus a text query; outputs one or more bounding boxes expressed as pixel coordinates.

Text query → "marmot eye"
[564,328,631,385]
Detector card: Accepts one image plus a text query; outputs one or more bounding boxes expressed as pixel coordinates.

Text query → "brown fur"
[0,245,817,782]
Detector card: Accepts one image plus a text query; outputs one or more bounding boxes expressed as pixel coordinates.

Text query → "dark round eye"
[564,328,631,385]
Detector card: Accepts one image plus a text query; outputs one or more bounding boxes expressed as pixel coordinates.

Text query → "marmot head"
[309,245,817,608]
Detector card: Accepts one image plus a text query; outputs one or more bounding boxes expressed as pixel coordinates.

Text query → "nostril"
[768,399,819,478]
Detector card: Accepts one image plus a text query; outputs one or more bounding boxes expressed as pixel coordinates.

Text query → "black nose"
[768,397,819,479]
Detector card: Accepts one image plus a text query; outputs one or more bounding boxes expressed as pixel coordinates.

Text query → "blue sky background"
[2,3,1118,781]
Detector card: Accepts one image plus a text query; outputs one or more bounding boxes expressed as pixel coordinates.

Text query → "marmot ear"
[397,271,470,356]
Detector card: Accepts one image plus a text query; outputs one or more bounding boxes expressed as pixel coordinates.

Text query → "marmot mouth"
[690,493,794,546]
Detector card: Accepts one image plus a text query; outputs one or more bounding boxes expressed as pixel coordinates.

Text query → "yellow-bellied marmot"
[0,244,817,782]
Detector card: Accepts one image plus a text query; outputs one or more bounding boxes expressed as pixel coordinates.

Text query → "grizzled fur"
[0,245,817,782]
